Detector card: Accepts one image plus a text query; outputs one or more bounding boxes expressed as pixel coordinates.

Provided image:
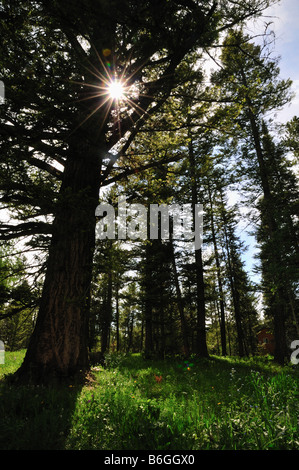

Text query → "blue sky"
[257,0,299,123]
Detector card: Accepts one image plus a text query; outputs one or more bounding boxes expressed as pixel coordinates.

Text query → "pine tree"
[257,123,299,339]
[284,116,299,164]
[211,29,295,363]
[1,1,277,381]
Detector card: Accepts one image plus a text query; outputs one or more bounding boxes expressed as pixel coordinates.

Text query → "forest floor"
[0,350,298,450]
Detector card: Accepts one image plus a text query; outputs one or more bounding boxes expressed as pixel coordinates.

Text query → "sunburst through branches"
[72,46,150,139]
[107,79,125,101]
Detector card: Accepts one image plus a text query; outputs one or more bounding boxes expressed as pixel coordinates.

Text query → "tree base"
[10,359,89,386]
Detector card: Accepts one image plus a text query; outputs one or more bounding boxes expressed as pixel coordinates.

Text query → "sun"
[70,47,147,136]
[108,79,125,100]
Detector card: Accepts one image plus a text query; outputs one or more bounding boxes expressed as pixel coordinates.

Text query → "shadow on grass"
[0,362,85,450]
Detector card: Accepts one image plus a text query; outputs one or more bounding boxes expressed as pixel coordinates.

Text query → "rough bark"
[14,139,101,383]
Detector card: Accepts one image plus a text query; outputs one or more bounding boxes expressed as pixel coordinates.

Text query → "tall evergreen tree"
[211,29,295,363]
[257,122,299,339]
[284,116,299,164]
[0,1,277,381]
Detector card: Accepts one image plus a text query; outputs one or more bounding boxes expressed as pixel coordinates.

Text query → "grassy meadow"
[0,350,298,450]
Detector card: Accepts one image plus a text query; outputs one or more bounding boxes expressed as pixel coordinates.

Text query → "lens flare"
[69,46,149,138]
[108,80,125,100]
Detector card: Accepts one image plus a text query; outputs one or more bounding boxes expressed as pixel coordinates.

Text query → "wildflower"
[183,361,194,371]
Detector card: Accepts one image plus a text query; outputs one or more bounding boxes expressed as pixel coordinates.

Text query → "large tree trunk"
[15,139,101,383]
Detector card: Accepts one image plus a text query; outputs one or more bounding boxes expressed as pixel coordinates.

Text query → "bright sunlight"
[108,79,125,100]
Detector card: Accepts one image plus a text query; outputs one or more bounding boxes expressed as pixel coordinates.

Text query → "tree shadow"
[0,372,85,450]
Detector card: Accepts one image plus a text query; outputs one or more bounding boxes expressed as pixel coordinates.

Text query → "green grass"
[0,349,26,376]
[0,351,298,450]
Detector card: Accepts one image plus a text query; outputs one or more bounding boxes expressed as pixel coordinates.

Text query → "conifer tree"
[1,1,277,381]
[211,29,295,363]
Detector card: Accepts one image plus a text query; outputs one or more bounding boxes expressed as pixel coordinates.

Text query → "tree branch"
[101,153,184,187]
[0,222,52,241]
[0,304,37,321]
